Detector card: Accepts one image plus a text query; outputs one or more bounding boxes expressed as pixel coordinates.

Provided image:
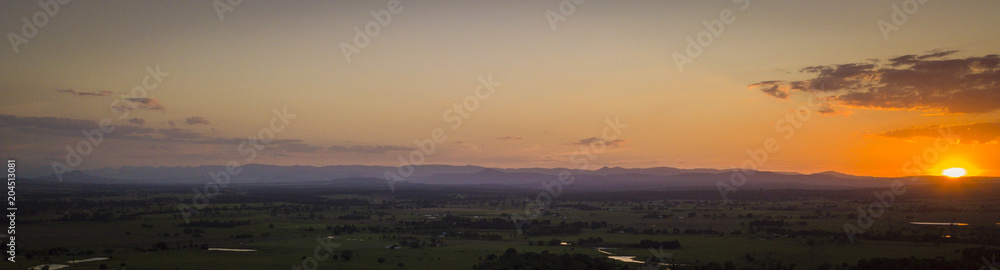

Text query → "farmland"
[8,182,1000,269]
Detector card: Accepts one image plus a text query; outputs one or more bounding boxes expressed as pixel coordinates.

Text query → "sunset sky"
[2,1,999,177]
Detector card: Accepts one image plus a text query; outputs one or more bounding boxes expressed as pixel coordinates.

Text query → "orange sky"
[2,1,999,177]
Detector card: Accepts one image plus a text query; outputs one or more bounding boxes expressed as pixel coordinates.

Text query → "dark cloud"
[750,50,1000,114]
[748,81,790,99]
[571,137,626,147]
[817,107,840,115]
[327,145,413,154]
[879,121,1000,144]
[57,89,113,96]
[184,117,210,125]
[497,136,524,140]
[128,118,146,126]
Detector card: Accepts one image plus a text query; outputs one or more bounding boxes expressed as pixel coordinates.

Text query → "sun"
[942,167,967,178]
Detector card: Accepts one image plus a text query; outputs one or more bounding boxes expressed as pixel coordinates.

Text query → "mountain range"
[23,164,999,191]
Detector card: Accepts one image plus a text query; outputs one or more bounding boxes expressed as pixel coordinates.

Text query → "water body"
[597,247,673,267]
[67,257,109,263]
[909,222,969,226]
[608,255,649,264]
[207,248,257,252]
[28,264,69,270]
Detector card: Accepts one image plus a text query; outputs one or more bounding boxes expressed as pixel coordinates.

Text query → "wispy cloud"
[128,118,146,126]
[120,98,166,111]
[272,143,325,153]
[879,122,1000,144]
[158,128,203,139]
[0,114,153,138]
[570,137,626,147]
[0,114,299,146]
[57,89,113,96]
[327,145,413,154]
[497,136,524,141]
[184,117,210,125]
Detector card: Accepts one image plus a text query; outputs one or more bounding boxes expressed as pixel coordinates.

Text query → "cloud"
[748,81,791,99]
[128,118,146,125]
[158,128,203,139]
[497,136,523,141]
[117,98,165,111]
[327,145,413,154]
[750,50,1000,114]
[879,121,1000,144]
[184,117,210,125]
[571,137,626,147]
[272,143,324,153]
[1,114,416,162]
[0,114,154,138]
[57,89,113,96]
[0,114,299,146]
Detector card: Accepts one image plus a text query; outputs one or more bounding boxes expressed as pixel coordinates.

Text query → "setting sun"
[942,168,968,178]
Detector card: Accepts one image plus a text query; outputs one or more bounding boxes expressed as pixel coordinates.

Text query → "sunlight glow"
[942,167,967,178]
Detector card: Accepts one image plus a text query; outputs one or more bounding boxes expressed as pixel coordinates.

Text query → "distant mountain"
[412,168,552,186]
[587,166,727,176]
[812,171,866,179]
[26,164,999,191]
[32,170,132,184]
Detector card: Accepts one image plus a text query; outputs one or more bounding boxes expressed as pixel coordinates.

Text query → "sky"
[1,0,999,177]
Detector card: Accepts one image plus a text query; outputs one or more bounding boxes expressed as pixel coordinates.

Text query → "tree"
[724,260,736,270]
[340,250,353,261]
